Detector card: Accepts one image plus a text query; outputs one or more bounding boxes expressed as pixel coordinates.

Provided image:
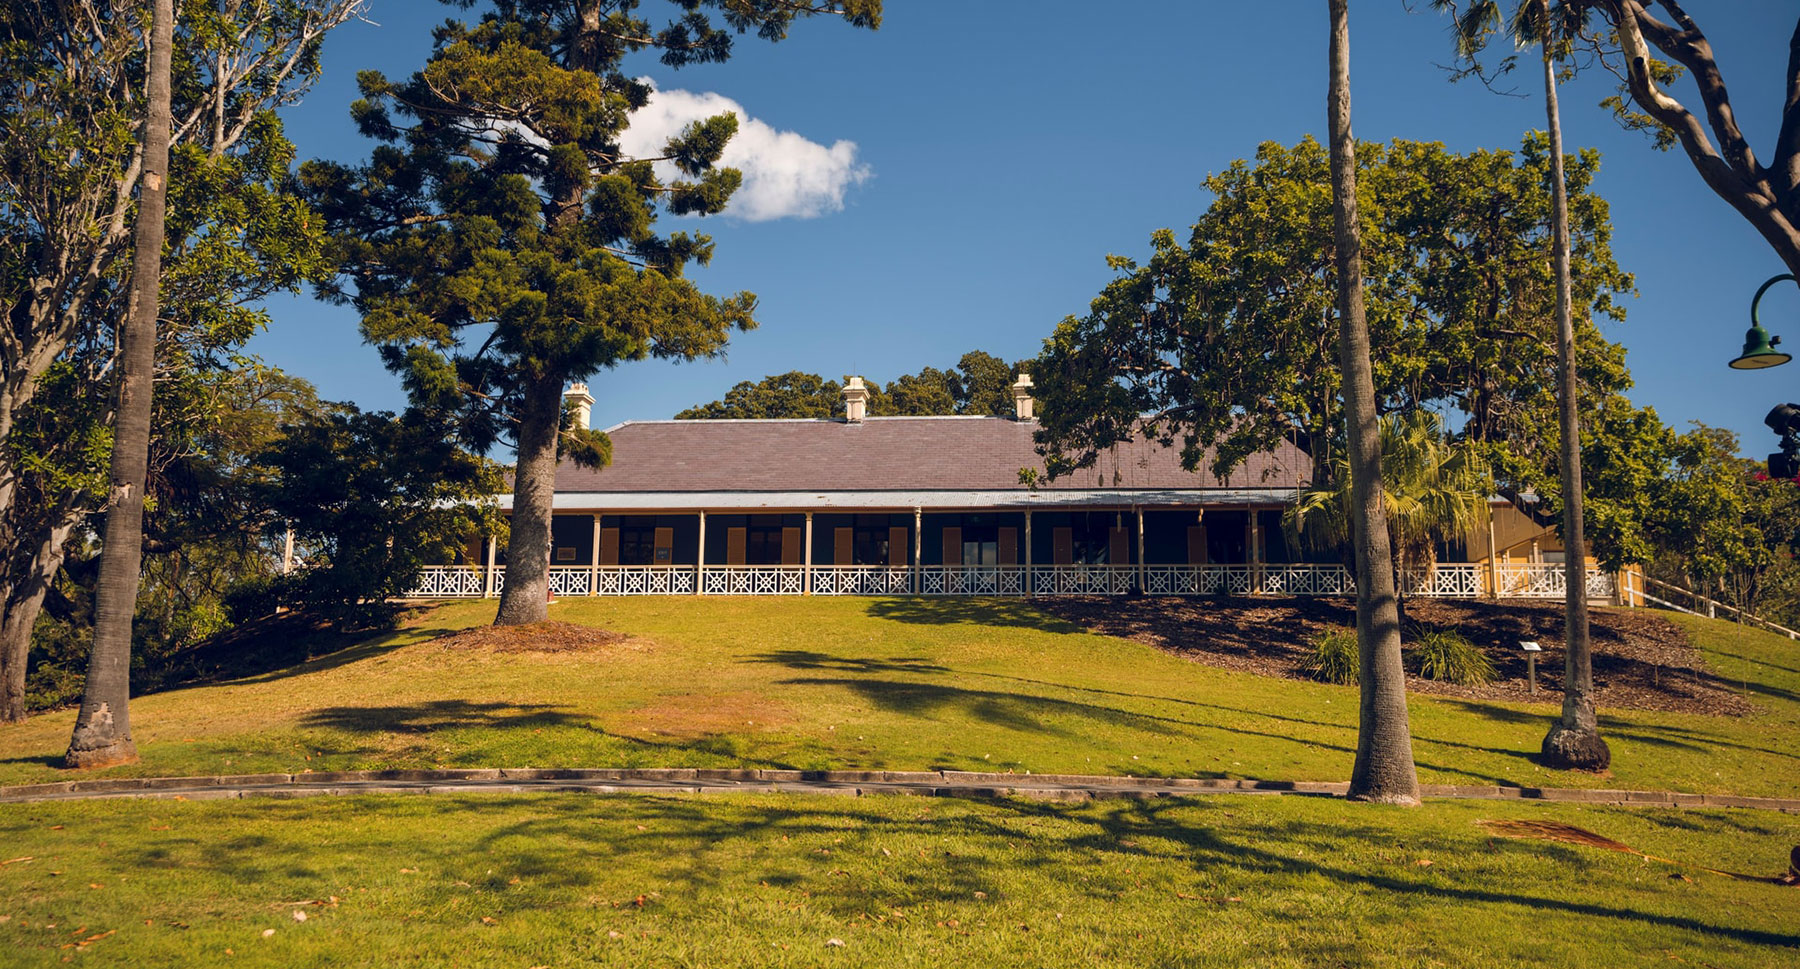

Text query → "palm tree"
[65,0,173,769]
[1434,0,1610,771]
[1286,411,1495,595]
[1326,0,1420,805]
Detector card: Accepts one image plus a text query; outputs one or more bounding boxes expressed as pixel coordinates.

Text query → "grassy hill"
[2,597,1795,797]
[4,598,1798,967]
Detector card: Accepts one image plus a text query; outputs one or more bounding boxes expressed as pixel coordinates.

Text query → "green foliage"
[1285,412,1493,574]
[304,1,879,461]
[1409,627,1497,686]
[1305,626,1359,685]
[1031,135,1633,514]
[254,406,504,624]
[677,351,1024,420]
[677,371,845,420]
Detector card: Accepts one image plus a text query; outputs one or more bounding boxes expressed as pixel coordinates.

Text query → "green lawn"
[1,791,1795,967]
[2,597,1797,797]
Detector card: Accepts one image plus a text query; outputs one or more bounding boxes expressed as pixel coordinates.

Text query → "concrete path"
[2,768,1797,811]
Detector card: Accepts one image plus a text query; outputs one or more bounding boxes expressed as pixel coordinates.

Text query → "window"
[555,547,576,562]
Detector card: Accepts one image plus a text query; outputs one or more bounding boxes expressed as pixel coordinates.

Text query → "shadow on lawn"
[742,650,950,675]
[298,699,583,734]
[206,793,1800,953]
[863,597,1084,633]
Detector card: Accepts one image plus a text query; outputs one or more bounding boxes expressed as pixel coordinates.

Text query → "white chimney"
[565,382,594,430]
[1012,372,1035,422]
[842,375,869,423]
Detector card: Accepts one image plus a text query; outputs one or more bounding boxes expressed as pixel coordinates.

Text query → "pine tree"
[305,1,880,624]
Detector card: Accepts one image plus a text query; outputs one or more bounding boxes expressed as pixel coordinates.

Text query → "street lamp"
[1730,274,1796,369]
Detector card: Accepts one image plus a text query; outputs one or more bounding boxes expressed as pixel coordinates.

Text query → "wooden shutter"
[599,528,620,566]
[997,527,1018,565]
[1053,527,1073,565]
[727,527,747,565]
[833,527,853,565]
[888,526,909,567]
[1186,525,1206,565]
[1109,527,1129,565]
[781,527,803,565]
[941,526,962,566]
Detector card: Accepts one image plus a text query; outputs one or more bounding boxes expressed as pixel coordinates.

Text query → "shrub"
[1410,628,1497,686]
[1306,626,1359,685]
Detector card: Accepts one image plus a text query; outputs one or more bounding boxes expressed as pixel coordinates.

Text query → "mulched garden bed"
[1036,596,1753,716]
[431,621,637,654]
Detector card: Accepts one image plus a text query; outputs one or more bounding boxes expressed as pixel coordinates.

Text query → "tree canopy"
[1032,134,1646,557]
[675,350,1024,420]
[303,0,880,624]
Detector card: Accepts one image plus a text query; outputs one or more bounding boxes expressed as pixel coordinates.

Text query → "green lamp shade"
[1730,324,1792,370]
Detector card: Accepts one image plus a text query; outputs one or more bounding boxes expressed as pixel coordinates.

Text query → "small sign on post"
[1520,641,1543,694]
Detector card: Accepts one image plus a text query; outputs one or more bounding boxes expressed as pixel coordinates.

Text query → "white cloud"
[618,83,871,221]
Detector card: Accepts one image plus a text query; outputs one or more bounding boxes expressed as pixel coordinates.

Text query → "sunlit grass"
[0,792,1794,968]
[1,597,1796,797]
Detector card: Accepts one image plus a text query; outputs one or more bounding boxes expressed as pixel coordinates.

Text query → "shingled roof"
[549,417,1310,494]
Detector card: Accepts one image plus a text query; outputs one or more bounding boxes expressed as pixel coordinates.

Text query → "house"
[408,376,1615,601]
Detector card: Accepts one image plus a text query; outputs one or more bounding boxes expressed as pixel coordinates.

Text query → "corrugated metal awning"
[497,488,1297,512]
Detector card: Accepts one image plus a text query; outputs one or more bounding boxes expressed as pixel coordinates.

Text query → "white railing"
[1260,564,1355,596]
[1030,565,1136,596]
[701,566,805,596]
[548,567,591,597]
[406,566,488,598]
[594,566,696,596]
[1400,564,1484,598]
[1493,563,1614,599]
[811,566,914,596]
[406,561,1621,601]
[920,566,1029,595]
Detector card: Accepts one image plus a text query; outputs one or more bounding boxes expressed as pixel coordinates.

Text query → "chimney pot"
[842,375,869,423]
[565,382,595,430]
[1012,372,1035,422]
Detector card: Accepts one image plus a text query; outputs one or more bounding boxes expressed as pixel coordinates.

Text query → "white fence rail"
[409,566,488,598]
[812,566,913,596]
[701,566,805,596]
[595,567,695,596]
[921,566,1028,596]
[1030,566,1135,596]
[405,561,1622,600]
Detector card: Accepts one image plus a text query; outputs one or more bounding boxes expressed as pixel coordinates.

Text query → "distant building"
[410,377,1613,601]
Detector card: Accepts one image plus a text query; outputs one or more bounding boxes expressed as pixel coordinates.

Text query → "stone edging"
[0,768,1796,811]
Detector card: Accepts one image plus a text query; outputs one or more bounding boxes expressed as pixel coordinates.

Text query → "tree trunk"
[65,0,175,769]
[0,516,80,723]
[1328,0,1419,806]
[493,372,563,626]
[1538,33,1611,772]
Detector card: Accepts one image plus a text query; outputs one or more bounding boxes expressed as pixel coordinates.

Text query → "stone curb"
[0,768,1796,811]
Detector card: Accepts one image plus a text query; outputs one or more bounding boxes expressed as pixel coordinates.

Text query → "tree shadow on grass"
[740,650,950,675]
[214,791,1800,953]
[297,699,585,734]
[863,597,1085,633]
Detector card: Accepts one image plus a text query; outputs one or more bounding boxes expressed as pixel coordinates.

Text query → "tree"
[1031,135,1633,499]
[305,0,880,626]
[1578,2,1800,277]
[676,351,1025,421]
[255,406,503,623]
[0,0,358,722]
[1286,411,1494,588]
[1329,0,1419,805]
[63,0,174,769]
[1436,0,1609,770]
[676,371,844,420]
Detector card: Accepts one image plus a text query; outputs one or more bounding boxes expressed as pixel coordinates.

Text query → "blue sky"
[251,0,1800,457]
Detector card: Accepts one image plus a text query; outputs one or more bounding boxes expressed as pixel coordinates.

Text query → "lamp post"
[1730,274,1796,370]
